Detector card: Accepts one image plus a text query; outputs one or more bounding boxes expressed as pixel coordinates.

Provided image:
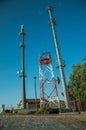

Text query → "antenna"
[19,24,26,109]
[47,6,69,108]
[39,52,60,108]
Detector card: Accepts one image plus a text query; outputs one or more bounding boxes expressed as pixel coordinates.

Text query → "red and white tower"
[39,52,60,108]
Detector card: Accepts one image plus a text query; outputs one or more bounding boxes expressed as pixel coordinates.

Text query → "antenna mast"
[47,6,69,108]
[19,25,26,109]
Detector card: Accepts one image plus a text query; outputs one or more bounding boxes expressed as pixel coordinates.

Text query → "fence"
[69,100,86,112]
[0,104,20,113]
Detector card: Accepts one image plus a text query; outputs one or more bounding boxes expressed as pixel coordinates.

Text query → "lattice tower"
[39,52,60,108]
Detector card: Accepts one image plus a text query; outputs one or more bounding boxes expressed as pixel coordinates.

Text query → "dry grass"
[0,112,86,130]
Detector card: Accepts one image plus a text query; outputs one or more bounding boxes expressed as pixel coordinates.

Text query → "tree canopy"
[68,56,86,101]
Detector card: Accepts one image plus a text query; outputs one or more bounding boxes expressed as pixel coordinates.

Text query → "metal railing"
[0,104,21,113]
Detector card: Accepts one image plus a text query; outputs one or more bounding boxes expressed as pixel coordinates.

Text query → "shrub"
[28,110,36,114]
[5,109,12,114]
[36,107,59,114]
[60,108,72,113]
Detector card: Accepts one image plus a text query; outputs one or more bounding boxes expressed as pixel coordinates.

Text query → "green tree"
[68,57,86,101]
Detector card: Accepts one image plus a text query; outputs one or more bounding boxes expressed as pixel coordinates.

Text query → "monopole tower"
[19,25,26,109]
[47,6,69,108]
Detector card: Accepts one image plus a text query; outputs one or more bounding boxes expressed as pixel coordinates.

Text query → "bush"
[51,108,59,114]
[60,108,72,113]
[36,107,59,114]
[5,109,12,114]
[28,110,36,114]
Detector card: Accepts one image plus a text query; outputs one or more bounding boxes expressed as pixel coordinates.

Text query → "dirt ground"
[0,112,86,130]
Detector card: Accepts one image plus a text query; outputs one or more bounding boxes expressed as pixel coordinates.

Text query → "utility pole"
[19,25,26,109]
[33,76,38,111]
[47,6,69,108]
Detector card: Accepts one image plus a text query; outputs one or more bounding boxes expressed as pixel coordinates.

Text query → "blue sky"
[0,0,86,104]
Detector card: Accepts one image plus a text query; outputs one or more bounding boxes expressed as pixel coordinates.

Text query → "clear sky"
[0,0,86,105]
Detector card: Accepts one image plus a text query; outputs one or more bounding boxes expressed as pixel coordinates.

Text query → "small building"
[19,98,65,109]
[26,99,40,109]
[19,99,40,109]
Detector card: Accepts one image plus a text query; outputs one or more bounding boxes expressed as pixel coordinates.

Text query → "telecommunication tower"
[39,52,60,108]
[19,25,26,109]
[47,6,69,108]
